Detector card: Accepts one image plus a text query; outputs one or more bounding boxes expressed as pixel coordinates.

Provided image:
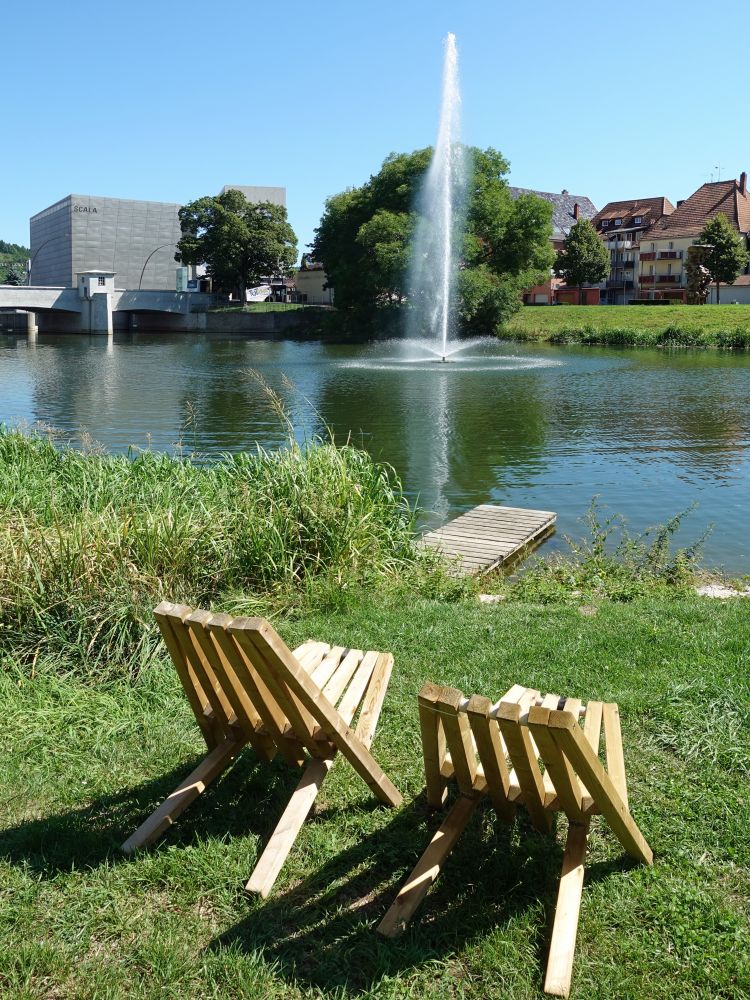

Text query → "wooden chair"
[377,682,652,998]
[122,601,403,897]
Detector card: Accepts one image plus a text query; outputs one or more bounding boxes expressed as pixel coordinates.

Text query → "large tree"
[699,213,750,304]
[312,147,554,334]
[0,240,29,284]
[554,219,610,304]
[176,190,297,302]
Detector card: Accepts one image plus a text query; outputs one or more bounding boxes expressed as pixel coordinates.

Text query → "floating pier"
[420,504,556,575]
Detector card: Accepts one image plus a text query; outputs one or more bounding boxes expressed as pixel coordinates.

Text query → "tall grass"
[0,427,417,676]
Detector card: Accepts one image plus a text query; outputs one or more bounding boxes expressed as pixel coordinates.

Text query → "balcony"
[658,274,678,283]
[606,279,634,289]
[606,240,633,250]
[658,250,683,260]
[640,251,656,261]
[640,275,655,284]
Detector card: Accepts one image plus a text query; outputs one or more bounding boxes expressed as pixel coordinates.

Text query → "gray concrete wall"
[30,194,183,289]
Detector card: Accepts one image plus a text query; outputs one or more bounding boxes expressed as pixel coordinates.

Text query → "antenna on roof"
[714,162,722,181]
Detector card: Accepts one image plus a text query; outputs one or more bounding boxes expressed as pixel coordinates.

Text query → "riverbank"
[1,430,748,998]
[498,304,750,349]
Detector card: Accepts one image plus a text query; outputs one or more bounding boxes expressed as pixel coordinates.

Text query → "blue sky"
[3,0,745,259]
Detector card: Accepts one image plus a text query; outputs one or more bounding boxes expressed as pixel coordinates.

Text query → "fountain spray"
[407,33,467,361]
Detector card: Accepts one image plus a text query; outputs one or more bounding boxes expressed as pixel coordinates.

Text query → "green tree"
[699,213,750,304]
[554,219,610,304]
[312,146,554,335]
[176,190,297,303]
[2,262,26,285]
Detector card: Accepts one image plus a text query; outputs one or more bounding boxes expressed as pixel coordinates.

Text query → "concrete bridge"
[0,284,221,335]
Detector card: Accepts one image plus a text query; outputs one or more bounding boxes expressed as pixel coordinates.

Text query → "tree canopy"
[554,219,610,302]
[176,191,297,302]
[312,147,555,334]
[699,213,750,303]
[0,240,29,284]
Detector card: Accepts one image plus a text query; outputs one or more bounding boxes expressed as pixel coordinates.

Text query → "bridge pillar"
[82,293,113,336]
[26,311,38,338]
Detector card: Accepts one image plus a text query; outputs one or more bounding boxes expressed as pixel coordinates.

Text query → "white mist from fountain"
[407,33,469,362]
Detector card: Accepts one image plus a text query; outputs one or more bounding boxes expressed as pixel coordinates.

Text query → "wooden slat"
[121,737,241,854]
[322,648,364,705]
[186,611,276,761]
[309,646,347,689]
[229,618,403,807]
[336,650,379,723]
[166,606,236,738]
[581,700,604,812]
[544,821,589,998]
[419,683,449,809]
[232,627,324,756]
[154,602,216,749]
[293,641,331,673]
[206,616,304,766]
[527,706,585,823]
[547,710,652,864]
[436,688,477,796]
[377,794,480,938]
[602,703,629,810]
[355,653,394,749]
[465,694,515,821]
[497,694,551,832]
[537,693,561,806]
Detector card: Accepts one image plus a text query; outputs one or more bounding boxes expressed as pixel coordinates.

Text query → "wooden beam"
[377,794,480,938]
[121,737,241,854]
[544,821,589,998]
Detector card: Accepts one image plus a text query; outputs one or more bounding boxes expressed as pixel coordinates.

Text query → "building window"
[615,218,622,226]
[649,265,654,275]
[651,243,655,251]
[634,216,642,224]
[602,220,609,228]
[667,263,672,275]
[668,241,673,250]
[98,276,106,286]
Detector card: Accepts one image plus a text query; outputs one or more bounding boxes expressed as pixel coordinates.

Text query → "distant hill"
[0,240,29,283]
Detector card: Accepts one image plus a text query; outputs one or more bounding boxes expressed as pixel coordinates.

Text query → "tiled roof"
[592,197,674,229]
[643,179,750,240]
[509,187,597,239]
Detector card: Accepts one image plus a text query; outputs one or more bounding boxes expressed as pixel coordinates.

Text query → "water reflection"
[1,333,749,570]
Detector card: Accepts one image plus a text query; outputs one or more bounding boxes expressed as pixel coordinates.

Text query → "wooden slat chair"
[377,682,652,999]
[122,602,402,897]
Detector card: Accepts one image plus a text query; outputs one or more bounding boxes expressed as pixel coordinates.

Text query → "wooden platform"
[420,504,556,575]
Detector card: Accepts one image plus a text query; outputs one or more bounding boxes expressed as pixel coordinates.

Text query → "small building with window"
[591,197,674,304]
[638,175,750,301]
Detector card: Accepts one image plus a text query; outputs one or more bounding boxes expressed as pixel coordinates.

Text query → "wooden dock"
[420,504,556,576]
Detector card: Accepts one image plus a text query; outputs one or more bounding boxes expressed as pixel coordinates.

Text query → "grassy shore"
[498,304,750,349]
[1,431,748,998]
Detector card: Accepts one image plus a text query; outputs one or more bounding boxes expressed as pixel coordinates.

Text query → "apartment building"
[591,198,674,304]
[639,174,750,300]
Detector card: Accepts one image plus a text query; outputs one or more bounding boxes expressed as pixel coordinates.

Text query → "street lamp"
[138,244,177,289]
[27,232,70,285]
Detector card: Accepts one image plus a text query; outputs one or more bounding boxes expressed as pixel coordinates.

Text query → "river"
[2,332,749,572]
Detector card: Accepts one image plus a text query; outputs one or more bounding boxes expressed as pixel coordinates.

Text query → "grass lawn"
[2,587,749,999]
[499,305,750,349]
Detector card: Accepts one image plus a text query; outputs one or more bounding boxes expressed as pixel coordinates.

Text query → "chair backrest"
[418,682,652,864]
[154,601,403,806]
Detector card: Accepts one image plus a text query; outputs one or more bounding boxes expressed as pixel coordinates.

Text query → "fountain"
[407,33,468,362]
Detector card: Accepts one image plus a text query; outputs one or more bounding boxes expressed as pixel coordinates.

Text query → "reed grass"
[0,426,417,676]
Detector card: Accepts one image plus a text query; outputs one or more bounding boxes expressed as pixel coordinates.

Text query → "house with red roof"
[638,174,750,301]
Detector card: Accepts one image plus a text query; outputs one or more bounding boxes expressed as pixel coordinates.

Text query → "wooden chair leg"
[544,821,589,998]
[245,757,333,897]
[377,793,480,938]
[121,738,241,855]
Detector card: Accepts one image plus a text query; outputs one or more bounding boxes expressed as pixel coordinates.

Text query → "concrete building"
[638,175,750,301]
[29,185,287,289]
[509,188,598,304]
[591,197,675,304]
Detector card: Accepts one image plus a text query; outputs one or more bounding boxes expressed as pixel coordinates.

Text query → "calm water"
[2,332,749,571]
